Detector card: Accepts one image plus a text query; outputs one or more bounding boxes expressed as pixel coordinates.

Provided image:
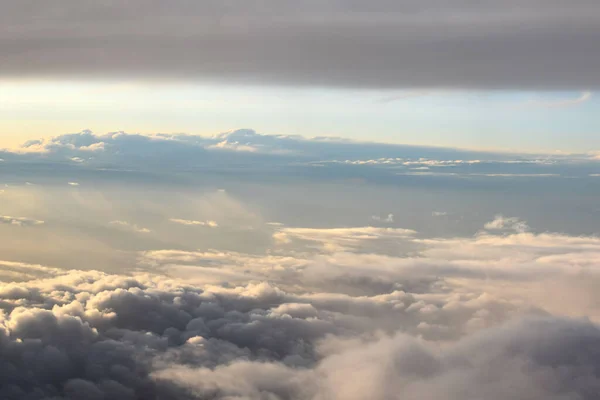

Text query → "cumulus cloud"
[207,140,260,153]
[0,210,600,398]
[484,215,530,233]
[0,253,600,399]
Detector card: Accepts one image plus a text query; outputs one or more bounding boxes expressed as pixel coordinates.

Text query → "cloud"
[6,129,588,178]
[170,219,219,227]
[156,316,600,400]
[110,220,151,234]
[272,226,416,252]
[1,1,600,89]
[0,261,599,399]
[1,213,600,398]
[371,213,394,223]
[0,216,45,227]
[520,91,593,109]
[484,215,530,233]
[207,140,260,153]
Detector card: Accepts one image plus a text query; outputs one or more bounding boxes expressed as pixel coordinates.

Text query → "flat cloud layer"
[2,0,600,88]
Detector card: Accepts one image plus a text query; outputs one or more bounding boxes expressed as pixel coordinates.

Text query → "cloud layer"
[3,223,600,400]
[1,129,600,398]
[2,0,600,89]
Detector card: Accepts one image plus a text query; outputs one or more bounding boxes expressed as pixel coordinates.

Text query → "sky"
[3,1,600,399]
[0,80,598,151]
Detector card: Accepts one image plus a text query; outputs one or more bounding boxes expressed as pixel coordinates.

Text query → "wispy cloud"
[110,220,151,233]
[377,90,431,104]
[170,218,219,227]
[520,91,593,109]
[372,213,394,223]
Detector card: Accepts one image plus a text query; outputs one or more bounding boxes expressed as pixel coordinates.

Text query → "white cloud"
[520,91,593,109]
[110,220,151,234]
[169,218,219,227]
[483,215,529,233]
[207,140,259,153]
[0,216,44,227]
[372,213,394,223]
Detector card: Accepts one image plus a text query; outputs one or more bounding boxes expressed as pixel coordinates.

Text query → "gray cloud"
[0,261,599,399]
[1,207,600,399]
[1,0,599,89]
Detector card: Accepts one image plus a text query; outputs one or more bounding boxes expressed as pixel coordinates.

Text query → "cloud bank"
[1,217,600,398]
[2,0,600,89]
[3,221,600,400]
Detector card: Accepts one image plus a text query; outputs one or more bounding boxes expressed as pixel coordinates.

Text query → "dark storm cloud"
[2,0,600,89]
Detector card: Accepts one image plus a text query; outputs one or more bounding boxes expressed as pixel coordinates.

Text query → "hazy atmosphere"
[2,1,600,399]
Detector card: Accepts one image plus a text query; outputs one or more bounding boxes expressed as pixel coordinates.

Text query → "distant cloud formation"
[372,213,394,223]
[170,219,219,227]
[110,220,151,234]
[520,91,593,109]
[0,216,44,227]
[484,215,530,233]
[1,0,600,89]
[1,130,600,398]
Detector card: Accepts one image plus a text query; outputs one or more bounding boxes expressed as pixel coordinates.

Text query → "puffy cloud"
[3,209,600,398]
[157,316,600,400]
[484,215,530,233]
[2,214,600,398]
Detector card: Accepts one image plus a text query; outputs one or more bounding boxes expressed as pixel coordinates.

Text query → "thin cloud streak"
[519,91,593,109]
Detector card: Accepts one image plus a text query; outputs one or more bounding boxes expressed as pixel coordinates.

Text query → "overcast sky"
[3,0,600,89]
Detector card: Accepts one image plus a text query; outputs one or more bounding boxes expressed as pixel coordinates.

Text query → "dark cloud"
[1,0,599,89]
[1,267,600,399]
